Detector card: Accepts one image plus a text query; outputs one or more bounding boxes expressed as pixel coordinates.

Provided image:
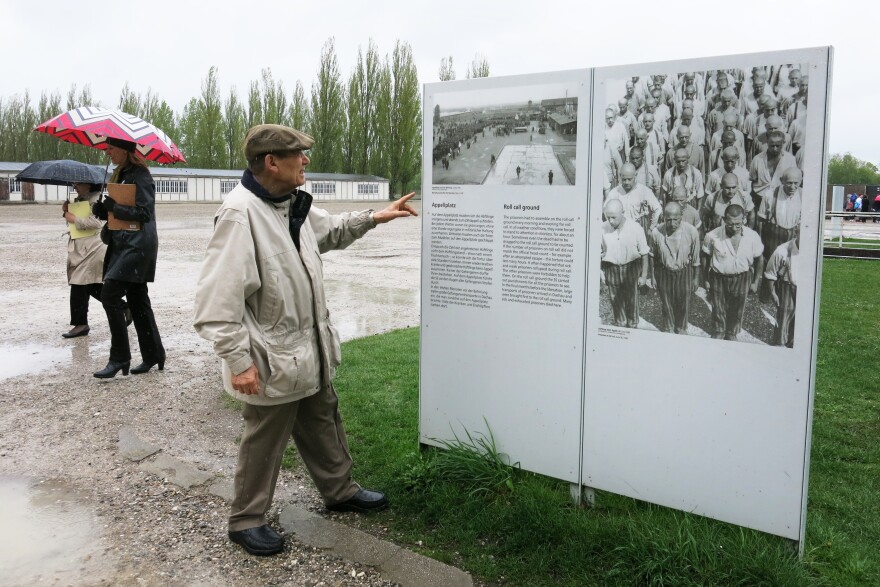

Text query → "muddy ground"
[0,201,421,586]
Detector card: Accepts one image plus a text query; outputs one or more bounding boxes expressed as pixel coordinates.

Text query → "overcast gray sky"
[2,0,876,163]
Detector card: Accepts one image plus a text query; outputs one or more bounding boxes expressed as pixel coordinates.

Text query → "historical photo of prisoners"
[431,81,579,186]
[598,65,809,346]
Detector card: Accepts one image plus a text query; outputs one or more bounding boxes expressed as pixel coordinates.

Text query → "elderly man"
[702,172,756,233]
[664,125,704,176]
[193,125,417,556]
[764,227,801,347]
[650,201,701,334]
[606,163,662,236]
[601,198,649,328]
[750,130,797,210]
[701,204,764,341]
[661,147,705,207]
[706,145,751,195]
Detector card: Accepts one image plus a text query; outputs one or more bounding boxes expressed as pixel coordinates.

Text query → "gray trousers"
[229,383,359,531]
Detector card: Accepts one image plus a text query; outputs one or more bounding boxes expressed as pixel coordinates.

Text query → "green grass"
[276,259,879,586]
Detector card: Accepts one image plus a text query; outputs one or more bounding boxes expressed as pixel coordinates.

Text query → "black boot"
[62,325,90,338]
[131,357,166,374]
[94,360,130,378]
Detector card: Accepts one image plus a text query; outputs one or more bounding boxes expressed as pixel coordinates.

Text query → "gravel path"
[0,201,421,586]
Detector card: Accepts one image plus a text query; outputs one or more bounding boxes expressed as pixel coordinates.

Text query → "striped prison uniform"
[601,218,649,328]
[764,239,800,348]
[702,225,764,340]
[650,222,701,334]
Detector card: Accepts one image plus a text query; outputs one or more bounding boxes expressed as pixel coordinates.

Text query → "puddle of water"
[0,477,105,585]
[326,281,420,341]
[0,344,70,381]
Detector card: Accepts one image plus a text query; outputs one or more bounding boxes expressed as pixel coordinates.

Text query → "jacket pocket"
[264,336,320,398]
[326,321,342,369]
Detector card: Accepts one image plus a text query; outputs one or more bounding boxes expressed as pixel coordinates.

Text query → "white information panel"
[420,47,832,545]
[420,70,592,482]
[584,47,832,542]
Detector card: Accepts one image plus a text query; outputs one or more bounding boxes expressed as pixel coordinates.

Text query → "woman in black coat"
[92,137,165,378]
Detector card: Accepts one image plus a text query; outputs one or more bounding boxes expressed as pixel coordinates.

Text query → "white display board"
[420,47,832,546]
[420,70,592,482]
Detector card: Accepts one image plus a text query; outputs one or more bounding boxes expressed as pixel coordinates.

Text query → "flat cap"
[243,124,314,161]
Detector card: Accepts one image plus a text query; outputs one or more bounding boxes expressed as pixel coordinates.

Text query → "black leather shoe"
[93,360,130,378]
[326,488,388,513]
[131,358,165,374]
[228,524,284,556]
[62,325,90,338]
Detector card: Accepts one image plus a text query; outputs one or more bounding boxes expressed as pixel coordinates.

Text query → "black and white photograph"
[597,64,809,346]
[430,81,580,186]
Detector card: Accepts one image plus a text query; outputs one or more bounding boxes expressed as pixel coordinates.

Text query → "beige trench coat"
[67,192,107,285]
[193,184,376,406]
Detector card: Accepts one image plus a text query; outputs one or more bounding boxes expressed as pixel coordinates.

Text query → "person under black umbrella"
[91,138,165,378]
[61,182,130,338]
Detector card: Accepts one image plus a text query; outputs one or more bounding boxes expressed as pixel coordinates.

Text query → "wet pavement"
[0,477,108,585]
[0,200,424,586]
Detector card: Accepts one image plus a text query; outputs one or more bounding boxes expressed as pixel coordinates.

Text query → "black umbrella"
[15,159,109,187]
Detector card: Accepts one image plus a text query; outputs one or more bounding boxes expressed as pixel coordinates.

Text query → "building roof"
[0,161,387,183]
[548,113,577,125]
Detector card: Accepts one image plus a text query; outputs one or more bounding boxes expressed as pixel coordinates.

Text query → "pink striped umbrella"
[34,106,186,164]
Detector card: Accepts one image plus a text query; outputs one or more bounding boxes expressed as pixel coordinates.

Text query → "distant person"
[600,199,649,328]
[91,138,165,378]
[548,169,554,185]
[516,165,522,180]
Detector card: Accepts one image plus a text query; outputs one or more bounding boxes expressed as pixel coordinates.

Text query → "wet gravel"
[0,201,420,586]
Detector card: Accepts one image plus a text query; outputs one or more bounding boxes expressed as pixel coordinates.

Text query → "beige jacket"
[67,192,107,285]
[193,184,376,406]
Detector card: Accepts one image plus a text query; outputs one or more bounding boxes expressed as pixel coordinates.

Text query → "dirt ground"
[0,200,421,586]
